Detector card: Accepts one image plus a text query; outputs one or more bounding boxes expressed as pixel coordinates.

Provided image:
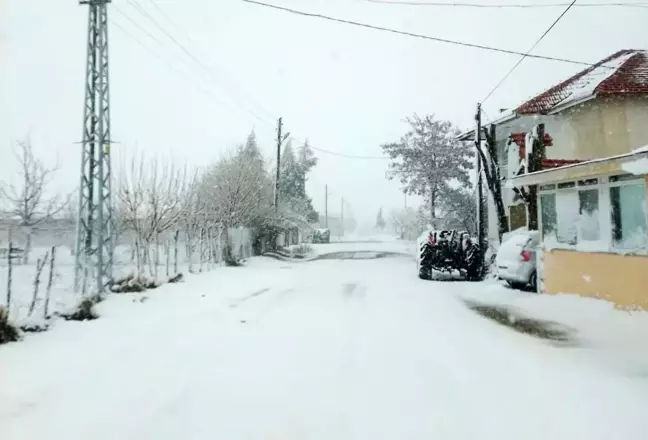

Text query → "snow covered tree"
[439,186,477,232]
[200,146,273,263]
[382,114,474,224]
[297,140,319,223]
[278,139,318,222]
[389,207,425,240]
[375,208,386,231]
[475,125,509,241]
[117,153,190,278]
[0,138,65,263]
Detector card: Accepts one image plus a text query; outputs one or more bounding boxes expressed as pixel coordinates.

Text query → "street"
[1,248,648,440]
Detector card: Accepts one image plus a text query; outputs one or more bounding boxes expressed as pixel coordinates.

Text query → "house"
[459,49,648,245]
[507,146,648,309]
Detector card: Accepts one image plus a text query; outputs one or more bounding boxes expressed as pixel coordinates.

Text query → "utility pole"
[340,197,344,237]
[527,123,545,230]
[324,185,328,228]
[475,103,485,254]
[274,117,290,212]
[74,0,113,295]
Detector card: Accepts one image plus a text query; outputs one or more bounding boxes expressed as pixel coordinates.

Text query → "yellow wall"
[559,95,648,159]
[543,249,648,310]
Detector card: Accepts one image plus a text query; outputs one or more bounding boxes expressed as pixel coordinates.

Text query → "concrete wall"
[542,249,648,310]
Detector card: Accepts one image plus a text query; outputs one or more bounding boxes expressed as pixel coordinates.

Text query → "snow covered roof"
[516,49,648,115]
[506,148,648,187]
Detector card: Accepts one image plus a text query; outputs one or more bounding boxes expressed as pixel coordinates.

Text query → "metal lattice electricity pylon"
[74,0,113,295]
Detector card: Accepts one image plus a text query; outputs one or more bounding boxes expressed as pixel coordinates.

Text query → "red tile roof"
[515,49,648,115]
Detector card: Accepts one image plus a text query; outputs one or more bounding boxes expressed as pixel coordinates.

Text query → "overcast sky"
[1,0,647,226]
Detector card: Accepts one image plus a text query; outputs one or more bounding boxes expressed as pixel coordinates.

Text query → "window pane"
[578,189,600,241]
[555,191,579,244]
[611,183,647,249]
[540,193,556,238]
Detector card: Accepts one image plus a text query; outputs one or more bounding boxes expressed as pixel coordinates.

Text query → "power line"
[137,0,278,123]
[115,2,397,161]
[112,9,373,161]
[309,145,389,160]
[110,19,228,107]
[240,0,599,67]
[125,0,274,125]
[362,0,648,8]
[481,0,577,103]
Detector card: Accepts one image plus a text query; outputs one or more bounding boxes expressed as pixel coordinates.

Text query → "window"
[540,193,556,238]
[539,175,648,252]
[578,189,600,241]
[610,182,647,250]
[497,139,508,179]
[555,190,579,244]
[539,180,603,245]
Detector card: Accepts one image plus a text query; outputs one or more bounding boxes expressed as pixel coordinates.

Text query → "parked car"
[417,229,483,281]
[496,230,540,291]
[312,228,331,244]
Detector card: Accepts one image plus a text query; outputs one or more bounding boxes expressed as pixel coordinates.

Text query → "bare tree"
[1,138,64,263]
[475,126,509,242]
[118,153,190,278]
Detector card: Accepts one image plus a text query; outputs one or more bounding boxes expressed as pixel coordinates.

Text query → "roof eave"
[546,92,598,115]
[505,150,648,187]
[456,111,518,141]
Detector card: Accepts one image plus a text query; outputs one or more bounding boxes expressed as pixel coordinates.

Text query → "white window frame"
[538,174,647,253]
[608,174,648,251]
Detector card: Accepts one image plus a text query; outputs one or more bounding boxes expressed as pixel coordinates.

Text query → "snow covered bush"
[289,243,313,259]
[110,273,161,293]
[59,297,99,322]
[0,305,21,344]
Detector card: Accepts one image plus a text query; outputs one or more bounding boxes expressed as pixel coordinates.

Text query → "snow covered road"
[2,252,648,439]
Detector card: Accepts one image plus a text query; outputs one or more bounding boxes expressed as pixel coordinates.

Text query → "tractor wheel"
[464,243,484,282]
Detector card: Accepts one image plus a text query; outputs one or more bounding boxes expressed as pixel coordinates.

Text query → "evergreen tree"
[242,130,265,174]
[376,208,386,231]
[297,139,318,175]
[296,140,319,222]
[278,139,319,223]
[278,140,301,201]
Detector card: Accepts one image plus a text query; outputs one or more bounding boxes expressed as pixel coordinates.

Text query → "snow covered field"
[0,231,253,323]
[2,242,648,439]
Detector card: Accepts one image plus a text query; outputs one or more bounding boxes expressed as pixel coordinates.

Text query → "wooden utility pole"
[527,123,545,230]
[274,118,283,212]
[324,185,329,228]
[475,103,485,251]
[340,197,344,237]
[274,117,290,212]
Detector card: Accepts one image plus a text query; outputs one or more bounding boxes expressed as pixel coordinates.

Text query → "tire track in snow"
[233,288,295,324]
[228,288,270,308]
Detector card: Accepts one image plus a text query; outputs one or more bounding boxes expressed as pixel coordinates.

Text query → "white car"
[495,230,540,291]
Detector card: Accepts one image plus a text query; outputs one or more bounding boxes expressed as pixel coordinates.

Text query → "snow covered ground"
[2,244,648,439]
